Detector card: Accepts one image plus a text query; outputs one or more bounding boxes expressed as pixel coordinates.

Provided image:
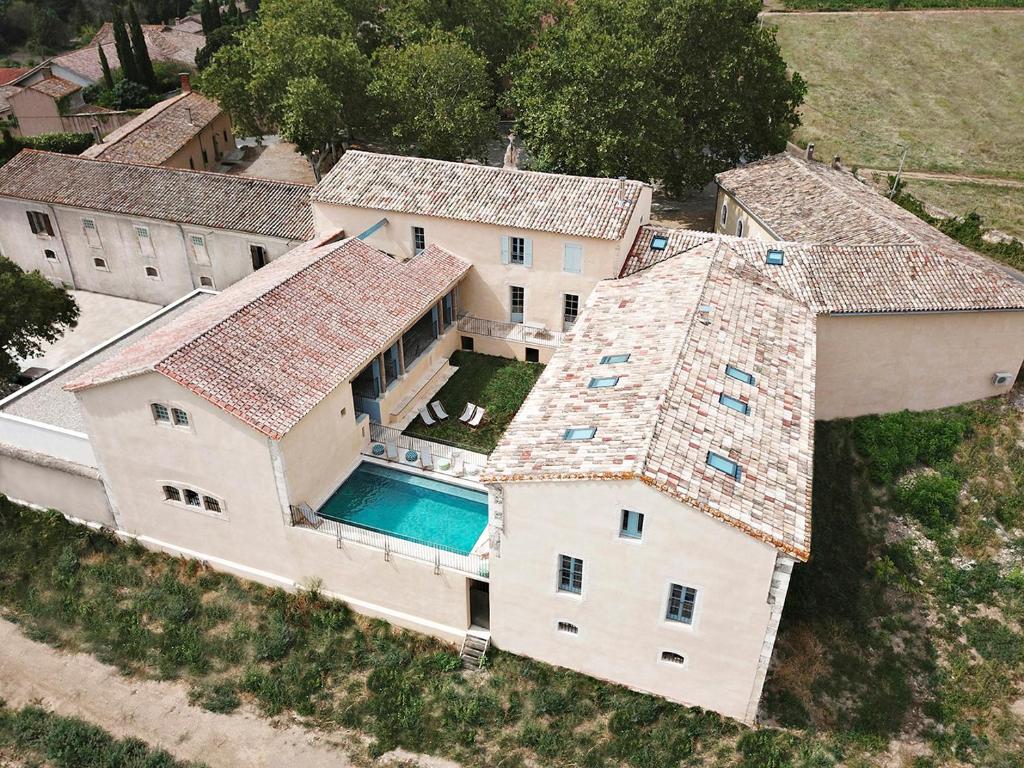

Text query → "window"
[661,651,685,665]
[27,210,54,236]
[666,584,697,624]
[201,148,208,167]
[223,129,228,142]
[135,225,154,256]
[199,276,214,288]
[189,234,210,265]
[152,403,170,423]
[620,510,644,539]
[563,243,583,273]
[719,393,750,415]
[707,451,741,480]
[651,235,669,251]
[43,249,57,261]
[766,248,785,266]
[171,408,189,427]
[588,376,619,388]
[510,236,526,264]
[93,257,108,271]
[736,219,744,237]
[563,427,596,441]
[163,485,181,501]
[144,266,159,279]
[725,364,755,385]
[189,158,195,169]
[510,285,524,323]
[412,226,426,255]
[184,489,201,507]
[250,244,268,271]
[525,347,540,363]
[563,293,579,330]
[82,218,102,248]
[600,353,630,365]
[501,235,532,267]
[558,555,583,594]
[203,496,221,513]
[557,621,579,635]
[461,335,475,352]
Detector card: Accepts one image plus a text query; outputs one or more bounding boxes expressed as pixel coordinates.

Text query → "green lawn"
[772,12,1024,180]
[901,178,1024,239]
[403,350,544,454]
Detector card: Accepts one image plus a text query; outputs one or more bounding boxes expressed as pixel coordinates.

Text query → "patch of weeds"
[964,618,1024,665]
[189,680,241,713]
[737,728,799,768]
[894,472,961,534]
[852,409,970,485]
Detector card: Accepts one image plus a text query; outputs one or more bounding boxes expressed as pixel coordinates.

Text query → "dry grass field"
[901,178,1024,238]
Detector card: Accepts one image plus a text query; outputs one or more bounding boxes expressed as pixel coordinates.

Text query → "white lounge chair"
[421,446,434,471]
[468,405,485,428]
[386,441,399,461]
[452,453,464,477]
[418,405,436,427]
[459,403,477,423]
[431,400,449,420]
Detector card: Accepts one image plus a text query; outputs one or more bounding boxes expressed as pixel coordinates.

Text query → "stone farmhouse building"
[2,150,1024,723]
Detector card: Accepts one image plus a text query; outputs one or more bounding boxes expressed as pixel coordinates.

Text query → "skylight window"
[766,248,785,266]
[725,364,755,385]
[707,451,741,480]
[588,376,620,389]
[719,393,750,415]
[600,354,630,364]
[651,235,669,251]
[564,427,597,441]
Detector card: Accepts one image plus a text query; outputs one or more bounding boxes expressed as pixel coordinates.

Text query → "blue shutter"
[564,244,582,273]
[500,236,510,264]
[371,357,382,395]
[524,238,533,267]
[430,306,439,337]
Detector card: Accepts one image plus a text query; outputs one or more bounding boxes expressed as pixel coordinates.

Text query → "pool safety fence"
[290,504,489,577]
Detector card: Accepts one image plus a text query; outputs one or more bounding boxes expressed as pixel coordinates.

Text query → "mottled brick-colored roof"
[623,227,1024,314]
[0,150,314,241]
[27,75,80,99]
[485,239,816,560]
[313,151,648,241]
[66,237,470,440]
[81,91,223,165]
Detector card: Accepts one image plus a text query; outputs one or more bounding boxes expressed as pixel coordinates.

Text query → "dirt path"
[0,619,452,768]
[859,168,1024,189]
[762,6,1024,17]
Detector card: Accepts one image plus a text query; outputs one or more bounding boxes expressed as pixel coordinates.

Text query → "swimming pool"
[318,463,488,555]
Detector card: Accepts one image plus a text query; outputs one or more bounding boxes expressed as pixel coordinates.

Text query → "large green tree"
[504,0,806,192]
[0,259,79,383]
[128,2,157,88]
[111,6,140,84]
[368,34,497,160]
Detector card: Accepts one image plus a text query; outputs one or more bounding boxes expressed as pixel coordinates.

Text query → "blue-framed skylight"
[588,376,620,389]
[719,393,750,415]
[651,235,669,251]
[725,364,755,385]
[766,248,785,266]
[600,353,631,364]
[707,451,741,480]
[563,427,597,441]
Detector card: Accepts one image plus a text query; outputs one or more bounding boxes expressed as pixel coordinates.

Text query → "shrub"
[853,409,970,485]
[964,618,1024,665]
[109,79,151,109]
[737,728,798,768]
[894,473,961,533]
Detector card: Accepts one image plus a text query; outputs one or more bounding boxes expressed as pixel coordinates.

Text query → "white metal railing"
[291,505,489,578]
[0,413,96,467]
[458,314,564,348]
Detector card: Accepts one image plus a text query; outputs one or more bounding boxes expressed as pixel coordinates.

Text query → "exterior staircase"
[460,630,490,669]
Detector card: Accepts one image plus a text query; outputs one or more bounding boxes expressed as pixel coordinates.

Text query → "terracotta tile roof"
[0,67,30,85]
[0,150,314,241]
[28,75,81,99]
[81,91,223,165]
[622,226,1024,314]
[66,237,471,440]
[484,239,816,560]
[312,150,649,241]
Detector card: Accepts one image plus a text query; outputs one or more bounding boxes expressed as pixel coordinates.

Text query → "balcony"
[457,314,564,349]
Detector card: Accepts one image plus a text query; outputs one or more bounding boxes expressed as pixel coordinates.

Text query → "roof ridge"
[87,91,194,158]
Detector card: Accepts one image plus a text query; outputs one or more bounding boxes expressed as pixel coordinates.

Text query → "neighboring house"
[81,76,234,170]
[311,151,653,360]
[3,70,86,136]
[88,21,205,74]
[0,68,30,85]
[714,151,1024,418]
[0,150,313,304]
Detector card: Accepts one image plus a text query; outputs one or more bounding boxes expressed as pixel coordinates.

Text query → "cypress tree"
[128,2,157,88]
[111,7,140,84]
[98,45,114,89]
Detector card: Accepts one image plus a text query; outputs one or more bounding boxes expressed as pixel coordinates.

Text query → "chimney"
[179,72,191,93]
[90,124,102,144]
[617,175,628,206]
[502,132,519,170]
[805,143,815,161]
[832,155,842,170]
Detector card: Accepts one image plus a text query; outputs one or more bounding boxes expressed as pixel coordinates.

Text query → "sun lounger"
[452,453,464,476]
[418,405,436,427]
[468,405,485,428]
[459,403,477,423]
[421,446,434,470]
[431,400,449,420]
[386,441,398,461]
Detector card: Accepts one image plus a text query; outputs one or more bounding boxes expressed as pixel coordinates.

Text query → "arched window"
[720,203,728,227]
[736,219,744,238]
[44,249,57,261]
[163,485,180,501]
[661,651,685,665]
[93,257,108,270]
[151,403,170,423]
[145,266,159,279]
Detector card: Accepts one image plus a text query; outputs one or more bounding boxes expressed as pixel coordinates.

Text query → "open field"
[771,11,1024,180]
[899,178,1024,238]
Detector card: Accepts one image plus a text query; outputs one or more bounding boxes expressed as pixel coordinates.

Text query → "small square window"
[163,485,180,501]
[199,276,214,288]
[600,353,630,365]
[724,364,755,385]
[151,403,170,422]
[184,489,201,507]
[588,376,619,389]
[766,248,785,266]
[557,621,579,634]
[650,235,669,251]
[203,496,221,513]
[661,651,685,665]
[525,347,540,363]
[135,225,150,239]
[558,555,583,594]
[707,451,741,480]
[666,584,697,624]
[93,257,108,271]
[620,509,644,539]
[43,249,57,261]
[461,335,475,352]
[145,266,159,279]
[563,427,596,441]
[171,408,189,427]
[719,393,750,415]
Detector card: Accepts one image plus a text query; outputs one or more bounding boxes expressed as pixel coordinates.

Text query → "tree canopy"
[503,0,806,192]
[0,259,79,384]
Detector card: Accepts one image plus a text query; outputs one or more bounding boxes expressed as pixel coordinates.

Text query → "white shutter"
[524,238,533,268]
[563,244,582,273]
[500,235,510,265]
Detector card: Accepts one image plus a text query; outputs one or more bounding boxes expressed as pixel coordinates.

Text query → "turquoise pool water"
[318,463,488,555]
